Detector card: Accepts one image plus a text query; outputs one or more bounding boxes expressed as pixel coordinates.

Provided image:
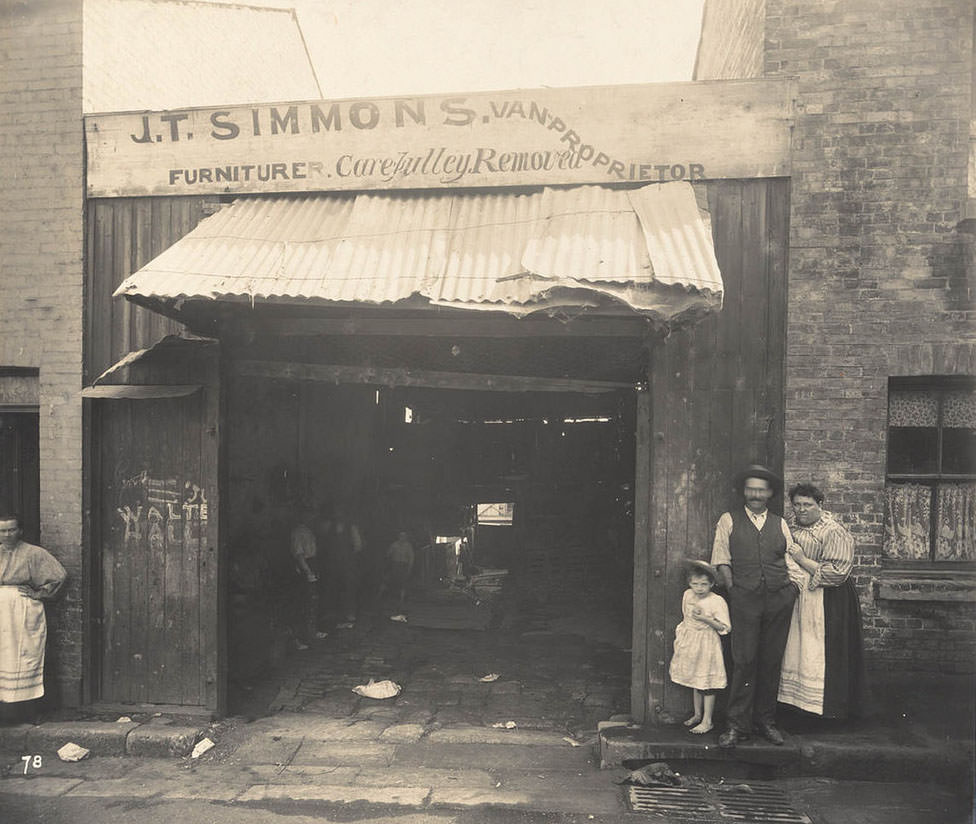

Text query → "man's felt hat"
[684,559,719,584]
[735,463,783,494]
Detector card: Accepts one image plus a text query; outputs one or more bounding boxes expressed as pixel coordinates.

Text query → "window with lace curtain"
[883,378,976,565]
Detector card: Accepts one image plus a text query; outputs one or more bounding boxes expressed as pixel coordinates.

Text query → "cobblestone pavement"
[233,588,633,738]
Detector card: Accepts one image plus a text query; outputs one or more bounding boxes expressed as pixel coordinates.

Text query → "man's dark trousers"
[726,583,797,732]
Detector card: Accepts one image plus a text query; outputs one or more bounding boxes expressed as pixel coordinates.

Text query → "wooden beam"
[81,385,202,399]
[124,294,661,340]
[234,360,634,394]
[120,294,187,324]
[243,315,654,339]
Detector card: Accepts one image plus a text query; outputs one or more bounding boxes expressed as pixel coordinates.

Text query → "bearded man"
[710,465,802,748]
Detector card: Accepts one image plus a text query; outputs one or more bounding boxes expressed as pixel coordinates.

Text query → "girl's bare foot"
[683,714,703,727]
[690,721,713,734]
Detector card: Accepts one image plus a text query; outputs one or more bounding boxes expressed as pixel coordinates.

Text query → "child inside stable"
[669,560,731,734]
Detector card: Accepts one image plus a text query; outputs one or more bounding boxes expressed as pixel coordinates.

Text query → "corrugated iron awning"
[114,182,723,322]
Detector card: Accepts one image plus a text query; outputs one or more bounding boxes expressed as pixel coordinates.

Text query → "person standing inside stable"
[382,530,415,608]
[710,465,803,748]
[0,513,67,724]
[331,503,363,629]
[290,508,328,649]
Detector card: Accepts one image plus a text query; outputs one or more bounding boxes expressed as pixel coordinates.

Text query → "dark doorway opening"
[225,377,635,729]
[0,408,40,543]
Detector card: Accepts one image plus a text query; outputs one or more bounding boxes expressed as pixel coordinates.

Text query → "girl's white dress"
[669,590,731,690]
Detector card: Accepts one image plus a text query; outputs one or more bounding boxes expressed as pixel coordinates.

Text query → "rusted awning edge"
[87,333,218,387]
[81,384,202,399]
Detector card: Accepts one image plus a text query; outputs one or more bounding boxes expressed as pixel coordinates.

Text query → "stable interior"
[224,375,637,720]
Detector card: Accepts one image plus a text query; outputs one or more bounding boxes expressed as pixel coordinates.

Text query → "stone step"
[599,725,973,787]
[0,720,204,759]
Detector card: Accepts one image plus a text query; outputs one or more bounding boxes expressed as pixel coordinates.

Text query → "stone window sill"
[874,570,976,603]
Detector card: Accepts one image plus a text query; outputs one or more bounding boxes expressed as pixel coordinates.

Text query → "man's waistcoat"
[728,509,790,591]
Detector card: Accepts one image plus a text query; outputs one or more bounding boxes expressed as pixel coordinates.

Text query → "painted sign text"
[86,80,794,196]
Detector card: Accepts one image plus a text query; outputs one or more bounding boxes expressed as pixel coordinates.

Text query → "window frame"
[475,501,516,527]
[883,376,976,568]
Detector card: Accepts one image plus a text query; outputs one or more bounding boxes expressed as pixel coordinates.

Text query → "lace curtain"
[937,482,976,561]
[884,482,976,561]
[883,483,930,560]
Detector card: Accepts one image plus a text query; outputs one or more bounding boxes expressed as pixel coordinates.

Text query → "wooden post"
[646,343,675,724]
[204,346,225,715]
[630,379,652,723]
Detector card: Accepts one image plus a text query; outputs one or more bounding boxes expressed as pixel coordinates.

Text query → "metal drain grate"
[627,782,811,823]
[627,785,715,820]
[715,783,811,823]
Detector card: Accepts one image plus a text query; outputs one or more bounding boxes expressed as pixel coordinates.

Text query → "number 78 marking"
[22,755,43,773]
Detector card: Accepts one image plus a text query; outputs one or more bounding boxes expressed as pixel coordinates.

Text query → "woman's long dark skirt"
[822,579,868,719]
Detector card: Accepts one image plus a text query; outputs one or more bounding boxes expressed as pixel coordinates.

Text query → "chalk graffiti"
[117,504,143,541]
[183,482,208,521]
[115,471,208,546]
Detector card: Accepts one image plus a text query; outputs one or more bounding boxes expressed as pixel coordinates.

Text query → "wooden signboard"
[86,79,793,197]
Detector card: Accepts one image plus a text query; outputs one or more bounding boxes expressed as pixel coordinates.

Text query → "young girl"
[669,560,731,734]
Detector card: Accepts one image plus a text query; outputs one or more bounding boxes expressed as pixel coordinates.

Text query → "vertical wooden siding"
[95,390,219,707]
[634,178,790,722]
[86,197,210,382]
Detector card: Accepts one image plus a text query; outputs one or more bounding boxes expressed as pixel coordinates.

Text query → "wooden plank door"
[94,390,219,709]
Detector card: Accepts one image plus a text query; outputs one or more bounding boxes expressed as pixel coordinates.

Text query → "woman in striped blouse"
[777,484,867,720]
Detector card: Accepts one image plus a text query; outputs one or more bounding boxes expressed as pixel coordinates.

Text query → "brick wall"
[697,0,976,672]
[0,0,85,703]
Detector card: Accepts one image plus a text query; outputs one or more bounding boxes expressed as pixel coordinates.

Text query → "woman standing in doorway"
[0,513,66,724]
